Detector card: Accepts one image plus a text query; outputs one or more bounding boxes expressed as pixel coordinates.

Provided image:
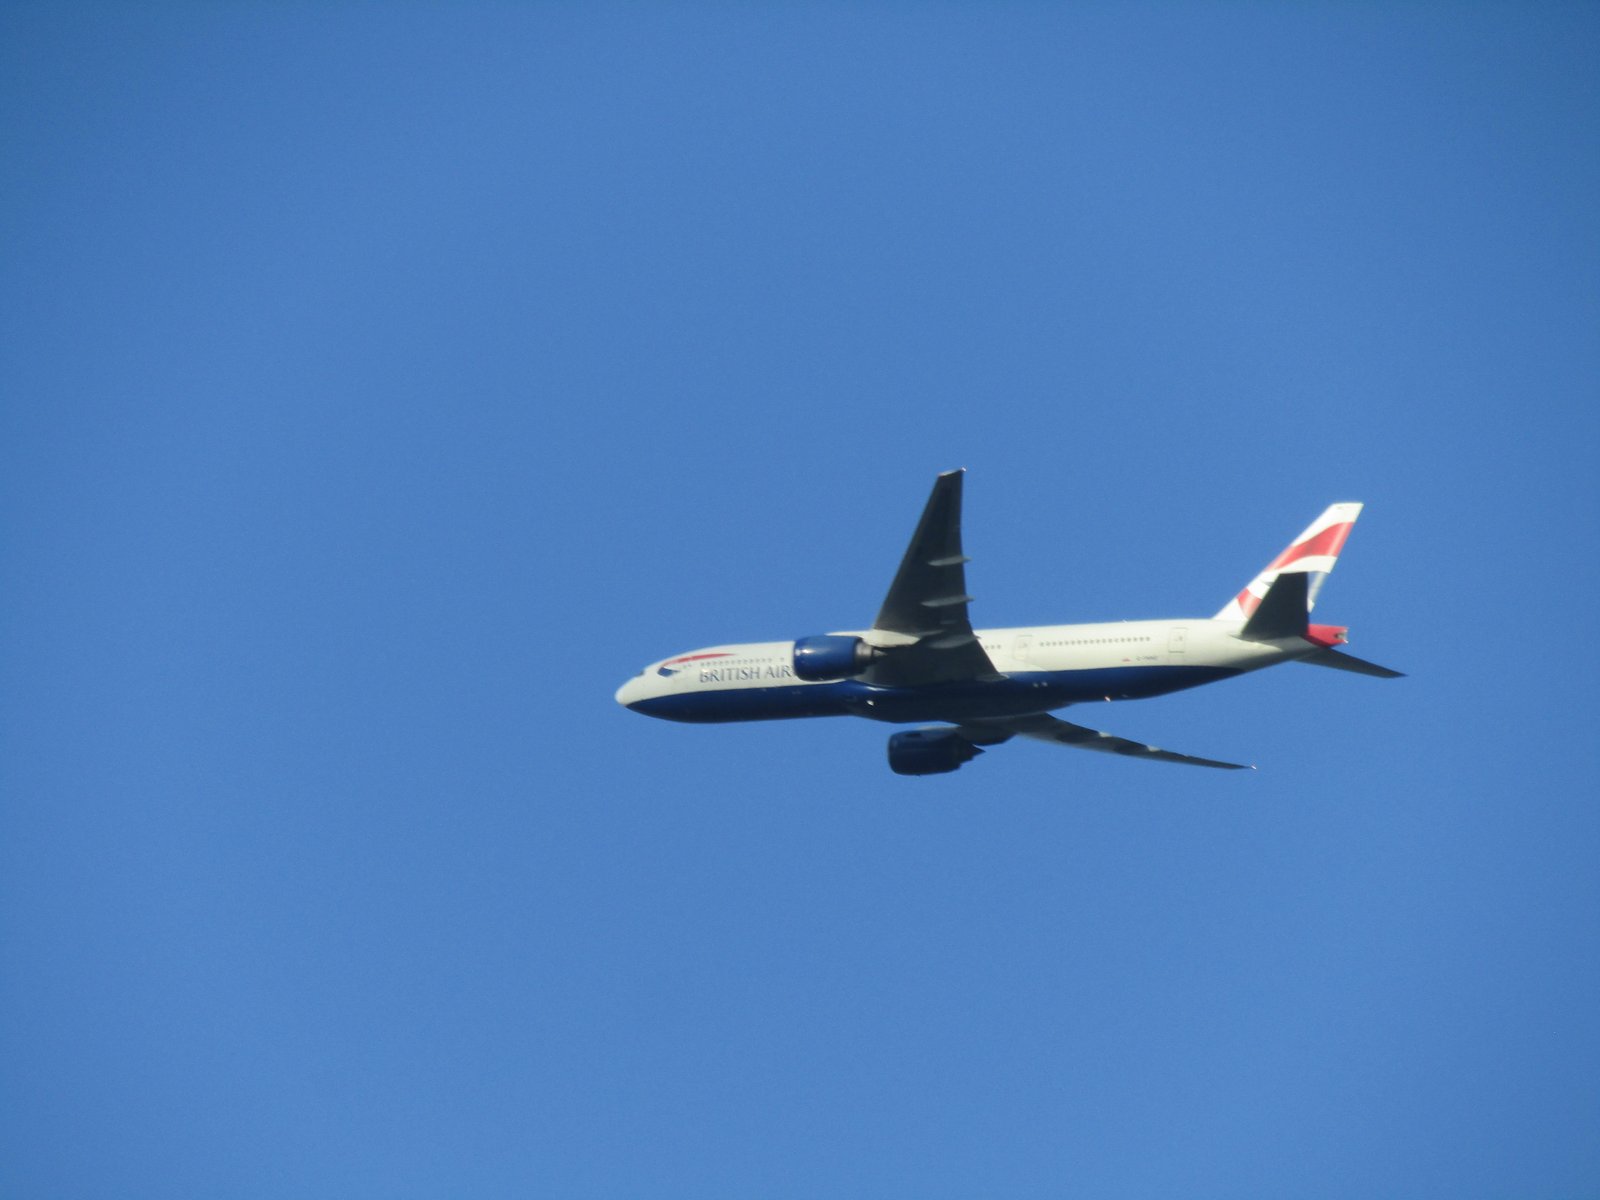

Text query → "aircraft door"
[1013,634,1032,664]
[1168,626,1187,658]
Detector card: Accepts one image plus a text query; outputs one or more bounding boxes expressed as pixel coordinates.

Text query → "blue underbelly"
[629,664,1241,724]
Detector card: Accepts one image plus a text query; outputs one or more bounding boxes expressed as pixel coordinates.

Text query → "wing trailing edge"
[960,713,1251,770]
[865,471,1001,686]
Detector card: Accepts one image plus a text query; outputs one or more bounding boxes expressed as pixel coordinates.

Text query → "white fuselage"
[615,618,1311,726]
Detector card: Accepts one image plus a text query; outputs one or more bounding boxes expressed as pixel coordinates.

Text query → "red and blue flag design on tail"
[1215,503,1363,622]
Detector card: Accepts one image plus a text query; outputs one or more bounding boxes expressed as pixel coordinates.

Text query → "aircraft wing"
[864,470,1002,687]
[960,713,1252,770]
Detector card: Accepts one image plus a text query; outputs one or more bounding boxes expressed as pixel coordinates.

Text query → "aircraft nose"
[615,675,642,709]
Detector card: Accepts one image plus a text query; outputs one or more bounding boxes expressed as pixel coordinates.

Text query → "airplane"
[614,470,1401,774]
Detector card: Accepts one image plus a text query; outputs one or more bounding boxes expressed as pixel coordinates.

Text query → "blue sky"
[3,5,1597,1196]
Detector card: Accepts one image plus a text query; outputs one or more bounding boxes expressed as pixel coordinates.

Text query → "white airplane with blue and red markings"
[615,471,1401,774]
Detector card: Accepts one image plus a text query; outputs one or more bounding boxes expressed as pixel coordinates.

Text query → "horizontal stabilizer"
[1239,571,1309,641]
[1297,648,1405,679]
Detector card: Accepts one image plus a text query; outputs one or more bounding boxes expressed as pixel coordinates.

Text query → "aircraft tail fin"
[1215,502,1363,622]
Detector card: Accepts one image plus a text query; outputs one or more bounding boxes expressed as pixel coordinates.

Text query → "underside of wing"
[960,713,1252,770]
[863,470,1001,687]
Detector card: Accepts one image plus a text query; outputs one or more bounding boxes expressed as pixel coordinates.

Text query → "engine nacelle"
[792,634,879,682]
[887,728,984,776]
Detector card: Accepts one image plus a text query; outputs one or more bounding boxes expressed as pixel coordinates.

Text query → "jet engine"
[887,728,984,776]
[792,634,881,682]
